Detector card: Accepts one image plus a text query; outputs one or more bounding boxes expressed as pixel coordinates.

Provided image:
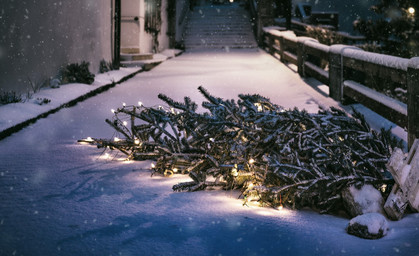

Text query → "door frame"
[113,0,121,69]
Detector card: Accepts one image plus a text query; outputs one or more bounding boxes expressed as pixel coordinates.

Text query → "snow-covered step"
[183,2,257,50]
[120,53,153,62]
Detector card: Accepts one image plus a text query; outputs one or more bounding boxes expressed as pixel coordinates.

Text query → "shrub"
[305,25,345,45]
[0,90,22,105]
[61,61,95,85]
[99,59,115,73]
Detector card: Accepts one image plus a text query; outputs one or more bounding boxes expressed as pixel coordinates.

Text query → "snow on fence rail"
[262,28,419,149]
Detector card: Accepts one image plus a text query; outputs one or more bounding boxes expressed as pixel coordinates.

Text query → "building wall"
[138,0,170,53]
[0,0,113,93]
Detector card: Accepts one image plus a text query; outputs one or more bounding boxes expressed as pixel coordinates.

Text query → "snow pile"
[342,184,384,218]
[347,213,389,239]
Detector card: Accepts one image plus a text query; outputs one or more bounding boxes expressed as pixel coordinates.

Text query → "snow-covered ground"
[0,67,142,133]
[0,49,418,256]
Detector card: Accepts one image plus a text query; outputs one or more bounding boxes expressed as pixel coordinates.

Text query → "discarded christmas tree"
[79,87,400,214]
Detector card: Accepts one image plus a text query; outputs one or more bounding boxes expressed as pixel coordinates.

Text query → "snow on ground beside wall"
[0,49,417,256]
[0,67,141,133]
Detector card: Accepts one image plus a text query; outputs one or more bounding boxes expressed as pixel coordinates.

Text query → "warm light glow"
[254,103,263,112]
[231,168,238,177]
[122,102,126,107]
[111,109,115,113]
[229,0,234,2]
[151,163,156,168]
[86,137,93,142]
[134,139,140,145]
[277,204,284,211]
[114,137,121,142]
[249,158,255,164]
[173,168,178,173]
[171,108,175,114]
[138,101,143,106]
[408,7,415,14]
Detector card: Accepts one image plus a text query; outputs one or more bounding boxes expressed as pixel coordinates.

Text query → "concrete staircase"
[183,1,258,50]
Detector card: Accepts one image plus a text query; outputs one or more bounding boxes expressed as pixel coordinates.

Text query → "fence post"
[279,36,285,63]
[329,45,344,101]
[408,57,419,149]
[255,0,275,44]
[297,37,318,77]
[297,38,305,77]
[267,33,274,55]
[329,45,362,102]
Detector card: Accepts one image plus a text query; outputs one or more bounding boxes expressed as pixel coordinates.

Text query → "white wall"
[139,0,170,53]
[0,0,113,93]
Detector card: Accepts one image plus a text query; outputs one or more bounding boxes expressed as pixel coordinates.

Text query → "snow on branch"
[78,87,401,214]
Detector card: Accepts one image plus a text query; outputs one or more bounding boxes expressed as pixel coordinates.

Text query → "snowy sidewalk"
[0,49,417,256]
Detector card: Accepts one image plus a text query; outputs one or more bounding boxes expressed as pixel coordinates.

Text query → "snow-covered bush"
[305,26,345,46]
[99,59,115,74]
[60,61,95,85]
[0,90,22,105]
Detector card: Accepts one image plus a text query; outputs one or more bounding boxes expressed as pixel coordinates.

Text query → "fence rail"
[262,28,419,149]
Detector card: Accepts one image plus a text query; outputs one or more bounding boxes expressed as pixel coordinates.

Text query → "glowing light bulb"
[277,204,284,211]
[173,168,178,173]
[249,158,255,164]
[408,7,415,14]
[111,109,115,113]
[254,103,263,112]
[114,137,120,142]
[123,121,128,126]
[138,101,143,106]
[134,139,140,144]
[231,168,238,177]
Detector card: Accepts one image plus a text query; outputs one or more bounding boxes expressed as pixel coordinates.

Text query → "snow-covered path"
[0,50,418,256]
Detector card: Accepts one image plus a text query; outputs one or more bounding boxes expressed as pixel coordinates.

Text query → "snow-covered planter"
[346,213,389,239]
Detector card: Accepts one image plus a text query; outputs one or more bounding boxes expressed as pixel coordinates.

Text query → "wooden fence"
[262,28,419,149]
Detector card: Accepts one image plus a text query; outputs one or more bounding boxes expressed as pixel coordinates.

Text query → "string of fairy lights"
[78,87,396,213]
